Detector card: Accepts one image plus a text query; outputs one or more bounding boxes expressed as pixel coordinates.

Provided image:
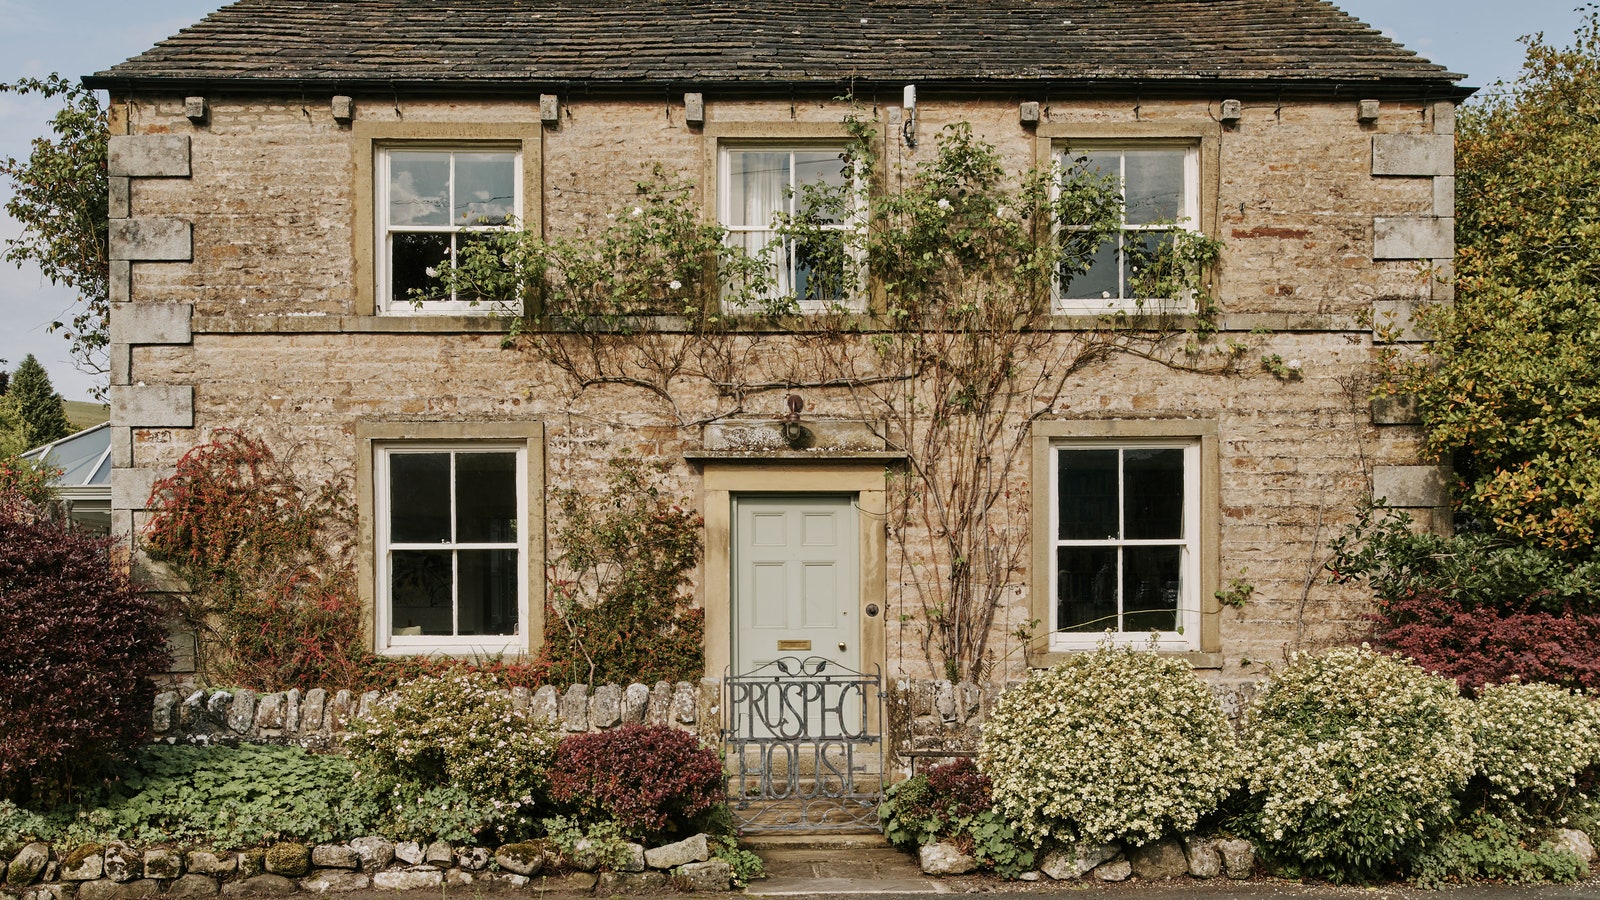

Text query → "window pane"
[454,152,516,226]
[795,230,847,303]
[1124,149,1185,224]
[1125,449,1185,539]
[1057,449,1119,539]
[794,150,848,225]
[390,453,451,543]
[391,550,454,635]
[1057,546,1118,633]
[457,549,519,636]
[1062,237,1120,300]
[1122,546,1181,633]
[1062,149,1119,180]
[391,232,451,304]
[728,151,789,228]
[388,151,450,227]
[456,452,517,543]
[1123,231,1172,300]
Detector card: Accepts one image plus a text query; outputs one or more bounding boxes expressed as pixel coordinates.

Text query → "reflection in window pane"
[391,550,454,635]
[391,233,451,304]
[1058,449,1119,539]
[388,152,450,227]
[1124,449,1185,539]
[1062,238,1120,300]
[1123,546,1181,633]
[390,453,450,543]
[1123,149,1185,224]
[456,452,517,543]
[458,549,519,636]
[453,153,516,226]
[1058,546,1118,633]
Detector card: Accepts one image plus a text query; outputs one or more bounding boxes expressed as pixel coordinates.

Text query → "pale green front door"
[733,494,859,676]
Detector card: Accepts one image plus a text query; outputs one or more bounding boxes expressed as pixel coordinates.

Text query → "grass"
[64,400,109,431]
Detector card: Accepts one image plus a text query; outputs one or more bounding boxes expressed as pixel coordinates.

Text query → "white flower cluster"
[978,646,1242,848]
[345,673,560,808]
[1247,646,1474,871]
[1472,680,1600,821]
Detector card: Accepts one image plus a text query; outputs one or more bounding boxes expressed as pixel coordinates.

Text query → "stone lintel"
[112,302,194,345]
[110,218,193,262]
[110,384,194,428]
[1372,134,1455,177]
[1372,465,1449,508]
[1374,217,1454,260]
[108,134,191,178]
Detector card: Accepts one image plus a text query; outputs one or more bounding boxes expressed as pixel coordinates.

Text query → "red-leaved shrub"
[0,492,169,803]
[1373,588,1600,694]
[924,758,995,821]
[548,724,723,840]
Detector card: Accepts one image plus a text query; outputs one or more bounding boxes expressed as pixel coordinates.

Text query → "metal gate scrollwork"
[723,656,885,833]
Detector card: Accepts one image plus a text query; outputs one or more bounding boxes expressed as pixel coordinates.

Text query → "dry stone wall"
[149,679,721,748]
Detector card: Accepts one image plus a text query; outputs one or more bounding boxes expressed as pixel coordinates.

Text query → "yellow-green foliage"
[979,646,1241,847]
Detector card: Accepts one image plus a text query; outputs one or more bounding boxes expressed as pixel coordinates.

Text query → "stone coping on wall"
[149,680,721,750]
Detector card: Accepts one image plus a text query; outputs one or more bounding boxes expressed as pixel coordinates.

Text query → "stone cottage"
[87,1,1466,697]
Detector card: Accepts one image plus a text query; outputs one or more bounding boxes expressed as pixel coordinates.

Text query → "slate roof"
[87,0,1467,96]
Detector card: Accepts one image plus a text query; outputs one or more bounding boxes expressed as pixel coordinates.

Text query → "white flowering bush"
[345,672,560,838]
[978,647,1242,847]
[1471,680,1600,823]
[1246,646,1474,879]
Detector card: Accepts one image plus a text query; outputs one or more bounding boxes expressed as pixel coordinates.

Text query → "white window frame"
[1054,142,1201,316]
[375,144,523,315]
[374,441,529,655]
[1047,439,1201,651]
[718,143,866,313]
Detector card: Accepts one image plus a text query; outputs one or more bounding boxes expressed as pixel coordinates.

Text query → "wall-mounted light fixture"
[781,393,806,446]
[902,84,918,149]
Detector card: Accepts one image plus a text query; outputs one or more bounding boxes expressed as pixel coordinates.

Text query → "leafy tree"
[4,355,72,449]
[1405,13,1600,552]
[0,75,110,393]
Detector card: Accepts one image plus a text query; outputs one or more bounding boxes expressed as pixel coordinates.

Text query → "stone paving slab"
[745,848,946,896]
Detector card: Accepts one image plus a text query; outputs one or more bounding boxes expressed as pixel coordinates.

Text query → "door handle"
[838,642,847,652]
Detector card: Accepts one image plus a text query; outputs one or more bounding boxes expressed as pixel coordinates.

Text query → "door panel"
[734,495,859,675]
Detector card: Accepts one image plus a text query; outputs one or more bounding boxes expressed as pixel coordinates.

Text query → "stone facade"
[104,82,1455,687]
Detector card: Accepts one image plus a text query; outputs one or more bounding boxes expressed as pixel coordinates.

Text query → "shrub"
[1373,589,1600,693]
[547,724,723,842]
[1404,811,1586,887]
[345,672,559,840]
[978,646,1241,848]
[538,456,704,686]
[879,759,1033,877]
[0,491,168,805]
[1246,646,1475,880]
[1470,680,1600,823]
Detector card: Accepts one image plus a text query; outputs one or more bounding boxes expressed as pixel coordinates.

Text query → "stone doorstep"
[744,847,943,896]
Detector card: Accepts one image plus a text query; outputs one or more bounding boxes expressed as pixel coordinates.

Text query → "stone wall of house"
[107,90,1453,685]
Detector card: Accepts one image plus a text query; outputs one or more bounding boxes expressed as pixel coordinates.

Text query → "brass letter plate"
[777,639,812,651]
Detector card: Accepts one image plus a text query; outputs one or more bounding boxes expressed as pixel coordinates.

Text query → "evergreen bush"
[979,646,1241,848]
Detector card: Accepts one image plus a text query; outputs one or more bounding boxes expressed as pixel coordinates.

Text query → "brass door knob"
[838,642,847,652]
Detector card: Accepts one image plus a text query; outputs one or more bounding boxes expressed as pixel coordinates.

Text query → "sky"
[0,0,1592,405]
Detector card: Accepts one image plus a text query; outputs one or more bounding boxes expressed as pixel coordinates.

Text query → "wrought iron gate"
[723,656,885,833]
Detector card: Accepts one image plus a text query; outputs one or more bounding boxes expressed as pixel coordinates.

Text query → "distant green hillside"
[64,400,110,431]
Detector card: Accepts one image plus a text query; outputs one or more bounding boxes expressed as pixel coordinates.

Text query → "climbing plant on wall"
[422,114,1233,682]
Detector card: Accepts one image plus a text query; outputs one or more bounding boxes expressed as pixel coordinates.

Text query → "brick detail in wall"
[1371,134,1454,177]
[109,218,193,262]
[110,384,194,429]
[108,134,191,178]
[1372,465,1449,508]
[112,302,193,346]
